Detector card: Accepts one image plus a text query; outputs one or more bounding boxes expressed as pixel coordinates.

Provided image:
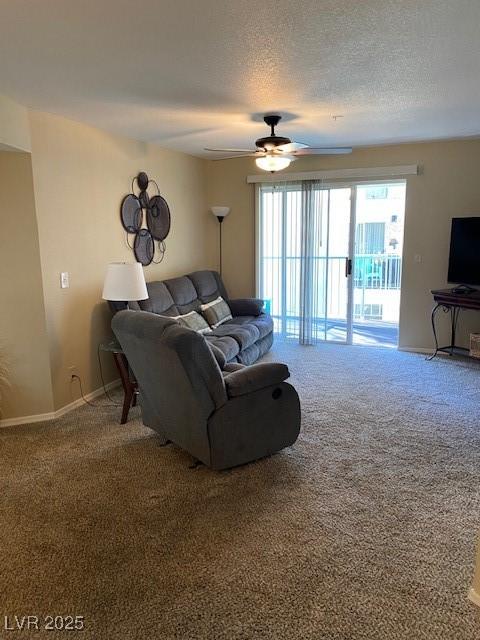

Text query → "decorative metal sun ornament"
[120,171,171,266]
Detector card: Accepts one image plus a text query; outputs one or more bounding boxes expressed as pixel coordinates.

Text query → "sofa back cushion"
[139,282,179,316]
[164,276,201,314]
[188,270,227,303]
[135,271,229,319]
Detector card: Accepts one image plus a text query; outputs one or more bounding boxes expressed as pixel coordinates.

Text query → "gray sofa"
[129,270,273,366]
[112,310,301,470]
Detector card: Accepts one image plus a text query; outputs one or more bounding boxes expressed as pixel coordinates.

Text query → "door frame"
[346,186,356,344]
[255,178,407,345]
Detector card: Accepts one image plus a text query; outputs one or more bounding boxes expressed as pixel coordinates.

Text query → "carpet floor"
[1,341,480,639]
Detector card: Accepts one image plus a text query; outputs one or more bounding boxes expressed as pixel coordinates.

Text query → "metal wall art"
[120,171,171,265]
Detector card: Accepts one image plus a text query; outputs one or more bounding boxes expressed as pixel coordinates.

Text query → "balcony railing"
[260,254,402,294]
[260,253,402,332]
[354,254,402,290]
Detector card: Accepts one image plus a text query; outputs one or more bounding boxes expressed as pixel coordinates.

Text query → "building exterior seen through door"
[257,181,406,347]
[352,183,406,346]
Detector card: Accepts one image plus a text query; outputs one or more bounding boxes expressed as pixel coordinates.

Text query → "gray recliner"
[112,310,301,470]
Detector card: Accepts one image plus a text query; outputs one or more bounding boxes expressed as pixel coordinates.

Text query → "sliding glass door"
[352,183,406,347]
[257,183,352,343]
[257,180,406,347]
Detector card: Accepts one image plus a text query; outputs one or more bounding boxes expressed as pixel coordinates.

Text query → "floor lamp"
[211,206,230,276]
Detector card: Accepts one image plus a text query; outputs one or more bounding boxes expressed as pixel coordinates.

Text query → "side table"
[428,288,480,360]
[99,338,138,424]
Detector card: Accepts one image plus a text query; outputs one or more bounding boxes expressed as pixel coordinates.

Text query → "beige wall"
[207,140,480,350]
[0,95,31,152]
[0,152,53,419]
[4,111,480,420]
[29,111,216,412]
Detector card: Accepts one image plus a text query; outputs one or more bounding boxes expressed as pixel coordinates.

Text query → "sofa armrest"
[227,298,264,317]
[223,362,246,373]
[224,363,290,398]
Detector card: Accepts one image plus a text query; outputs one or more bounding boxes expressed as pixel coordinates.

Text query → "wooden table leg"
[113,352,136,424]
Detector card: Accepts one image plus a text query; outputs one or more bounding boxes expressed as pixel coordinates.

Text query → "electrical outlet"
[68,365,78,380]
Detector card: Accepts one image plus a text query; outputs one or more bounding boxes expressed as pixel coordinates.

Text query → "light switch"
[414,254,422,263]
[60,272,70,288]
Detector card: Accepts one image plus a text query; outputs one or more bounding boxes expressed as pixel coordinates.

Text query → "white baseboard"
[468,587,480,607]
[0,379,121,428]
[398,346,434,355]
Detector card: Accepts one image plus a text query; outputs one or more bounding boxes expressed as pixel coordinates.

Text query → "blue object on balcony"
[264,299,271,314]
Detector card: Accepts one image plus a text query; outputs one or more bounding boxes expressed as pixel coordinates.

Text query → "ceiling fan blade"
[211,153,259,160]
[204,147,257,153]
[275,142,309,153]
[293,147,353,155]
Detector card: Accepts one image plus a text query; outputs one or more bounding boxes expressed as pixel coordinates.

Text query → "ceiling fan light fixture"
[205,113,353,160]
[255,154,293,173]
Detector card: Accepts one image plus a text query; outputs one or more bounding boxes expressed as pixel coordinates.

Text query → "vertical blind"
[257,181,350,345]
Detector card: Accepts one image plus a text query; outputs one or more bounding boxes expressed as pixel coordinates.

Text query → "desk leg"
[427,303,441,360]
[113,352,135,424]
[450,307,461,355]
[427,304,462,360]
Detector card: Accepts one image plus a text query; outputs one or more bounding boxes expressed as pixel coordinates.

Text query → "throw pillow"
[173,310,211,334]
[200,296,233,328]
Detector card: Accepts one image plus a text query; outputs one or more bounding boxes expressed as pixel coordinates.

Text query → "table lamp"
[102,262,148,312]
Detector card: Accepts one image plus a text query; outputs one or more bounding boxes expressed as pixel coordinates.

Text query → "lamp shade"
[256,154,293,172]
[102,262,148,301]
[211,206,230,219]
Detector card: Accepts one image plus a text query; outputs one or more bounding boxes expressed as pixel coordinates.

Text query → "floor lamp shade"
[102,262,148,301]
[211,206,230,220]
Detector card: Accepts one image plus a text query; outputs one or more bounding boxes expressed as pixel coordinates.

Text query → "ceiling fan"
[205,114,352,172]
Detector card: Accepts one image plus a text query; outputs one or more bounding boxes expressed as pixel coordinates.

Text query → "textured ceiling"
[0,0,479,156]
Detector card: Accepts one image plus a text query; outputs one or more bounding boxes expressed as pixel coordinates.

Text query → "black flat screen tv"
[448,217,480,286]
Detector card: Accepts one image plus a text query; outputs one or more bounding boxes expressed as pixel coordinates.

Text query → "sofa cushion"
[237,342,260,366]
[211,323,260,350]
[256,331,274,360]
[139,282,179,316]
[164,276,200,314]
[250,314,274,340]
[204,335,240,362]
[206,341,227,369]
[224,313,274,340]
[188,270,225,303]
[200,296,233,328]
[223,315,255,325]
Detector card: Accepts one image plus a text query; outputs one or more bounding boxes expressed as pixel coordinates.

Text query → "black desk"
[429,288,480,360]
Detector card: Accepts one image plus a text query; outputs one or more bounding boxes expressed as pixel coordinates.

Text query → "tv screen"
[448,217,480,286]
